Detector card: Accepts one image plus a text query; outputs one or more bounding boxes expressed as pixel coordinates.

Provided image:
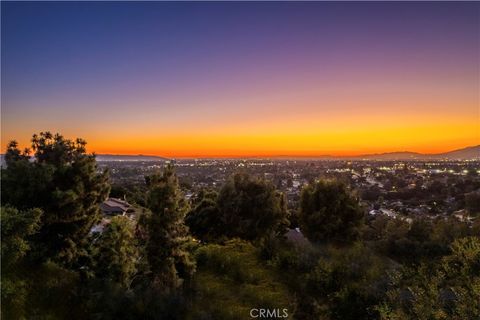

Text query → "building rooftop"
[101,197,130,215]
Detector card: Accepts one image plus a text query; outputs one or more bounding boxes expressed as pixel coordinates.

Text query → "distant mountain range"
[353,145,479,160]
[1,146,479,163]
[94,145,479,161]
[232,145,480,160]
[278,145,479,160]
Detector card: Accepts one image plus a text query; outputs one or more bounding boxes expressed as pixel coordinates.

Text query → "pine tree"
[1,132,110,266]
[94,216,138,287]
[144,165,195,291]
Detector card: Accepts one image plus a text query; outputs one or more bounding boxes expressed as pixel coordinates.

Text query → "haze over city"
[2,2,479,157]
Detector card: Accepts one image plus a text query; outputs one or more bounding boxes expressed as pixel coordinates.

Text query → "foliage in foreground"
[187,240,294,319]
[2,132,110,266]
[378,236,480,320]
[1,132,479,319]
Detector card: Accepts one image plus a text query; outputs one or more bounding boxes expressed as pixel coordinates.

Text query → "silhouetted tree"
[465,191,480,216]
[144,165,195,292]
[299,179,364,244]
[1,132,110,266]
[216,173,289,241]
[185,190,222,242]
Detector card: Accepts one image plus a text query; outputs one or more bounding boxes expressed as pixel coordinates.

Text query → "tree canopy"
[1,131,478,320]
[185,189,222,242]
[1,132,110,266]
[143,165,195,291]
[216,173,289,241]
[93,215,138,287]
[299,179,364,244]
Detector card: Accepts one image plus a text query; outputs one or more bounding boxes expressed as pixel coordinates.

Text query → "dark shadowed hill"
[356,145,479,160]
[436,145,480,159]
[269,145,480,160]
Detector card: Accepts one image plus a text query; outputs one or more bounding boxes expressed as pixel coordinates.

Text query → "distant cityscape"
[2,145,478,228]
[99,147,480,228]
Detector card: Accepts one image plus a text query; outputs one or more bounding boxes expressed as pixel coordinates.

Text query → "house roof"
[101,198,130,212]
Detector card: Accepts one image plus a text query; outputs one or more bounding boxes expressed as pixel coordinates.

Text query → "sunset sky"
[2,2,479,158]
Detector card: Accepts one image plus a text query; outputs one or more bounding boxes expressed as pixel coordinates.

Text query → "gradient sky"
[2,2,479,157]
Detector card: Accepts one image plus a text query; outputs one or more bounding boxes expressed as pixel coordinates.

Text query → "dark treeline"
[1,132,479,319]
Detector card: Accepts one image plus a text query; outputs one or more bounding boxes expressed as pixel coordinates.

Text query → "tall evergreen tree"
[144,165,195,291]
[94,216,138,287]
[1,132,110,266]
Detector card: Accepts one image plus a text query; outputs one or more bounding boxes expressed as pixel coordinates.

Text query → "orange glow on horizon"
[2,110,478,158]
[2,2,478,160]
[39,128,480,158]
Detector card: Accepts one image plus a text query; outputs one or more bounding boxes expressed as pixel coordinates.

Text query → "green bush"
[189,240,294,319]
